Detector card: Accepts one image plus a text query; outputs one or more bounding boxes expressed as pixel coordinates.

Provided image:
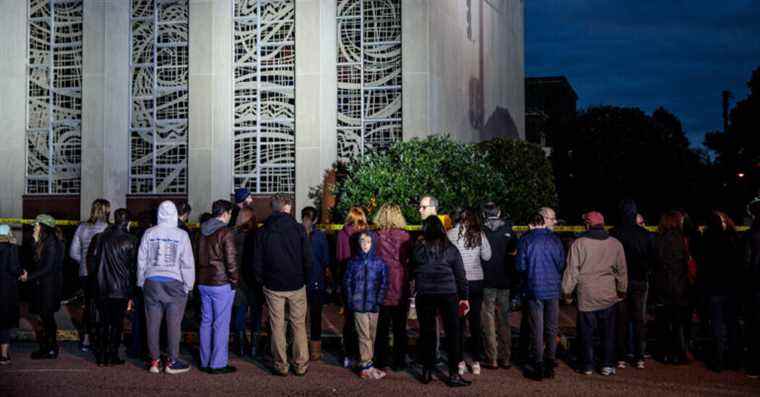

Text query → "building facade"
[0,0,524,221]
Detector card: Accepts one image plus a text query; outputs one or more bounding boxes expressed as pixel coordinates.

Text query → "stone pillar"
[188,0,233,220]
[402,0,431,139]
[80,0,130,216]
[294,0,337,218]
[0,0,27,219]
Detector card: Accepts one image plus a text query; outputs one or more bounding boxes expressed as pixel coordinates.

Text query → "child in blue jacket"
[344,231,388,379]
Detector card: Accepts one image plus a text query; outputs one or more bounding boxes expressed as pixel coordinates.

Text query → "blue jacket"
[516,228,565,300]
[344,232,388,313]
[305,225,329,292]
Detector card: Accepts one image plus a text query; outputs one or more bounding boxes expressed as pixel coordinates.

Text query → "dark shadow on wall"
[481,106,519,140]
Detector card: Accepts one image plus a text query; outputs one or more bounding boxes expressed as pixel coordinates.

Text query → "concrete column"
[0,0,28,219]
[80,0,130,216]
[294,0,337,215]
[188,0,233,219]
[402,0,430,139]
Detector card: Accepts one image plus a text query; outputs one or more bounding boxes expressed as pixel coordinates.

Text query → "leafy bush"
[334,135,556,224]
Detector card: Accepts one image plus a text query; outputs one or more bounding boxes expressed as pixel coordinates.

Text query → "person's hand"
[127,299,134,313]
[562,293,573,305]
[617,291,627,300]
[458,300,470,316]
[19,270,28,282]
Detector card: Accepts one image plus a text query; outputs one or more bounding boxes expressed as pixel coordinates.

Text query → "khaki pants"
[264,286,309,374]
[354,312,379,368]
[482,288,512,365]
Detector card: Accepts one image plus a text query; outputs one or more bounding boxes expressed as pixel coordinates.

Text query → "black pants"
[307,290,323,342]
[578,305,617,370]
[374,304,409,368]
[80,276,96,340]
[747,292,760,374]
[97,299,128,356]
[655,304,689,361]
[708,295,739,368]
[39,309,58,350]
[343,307,358,359]
[416,294,461,374]
[459,280,484,362]
[616,281,648,361]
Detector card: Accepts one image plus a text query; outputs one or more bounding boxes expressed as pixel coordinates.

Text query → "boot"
[30,342,49,360]
[309,340,322,361]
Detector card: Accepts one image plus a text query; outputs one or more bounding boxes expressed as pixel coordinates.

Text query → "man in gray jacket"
[562,211,627,377]
[137,201,195,374]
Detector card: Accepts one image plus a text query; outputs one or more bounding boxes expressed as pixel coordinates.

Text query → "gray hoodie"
[137,201,196,293]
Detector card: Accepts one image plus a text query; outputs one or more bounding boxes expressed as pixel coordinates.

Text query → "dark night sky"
[525,0,760,147]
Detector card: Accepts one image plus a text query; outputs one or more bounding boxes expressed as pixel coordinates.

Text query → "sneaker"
[617,361,628,369]
[747,372,760,379]
[635,360,645,369]
[581,369,593,376]
[165,359,191,374]
[600,367,616,376]
[458,361,467,375]
[343,357,354,368]
[470,362,481,375]
[148,359,161,374]
[370,367,386,379]
[0,356,10,365]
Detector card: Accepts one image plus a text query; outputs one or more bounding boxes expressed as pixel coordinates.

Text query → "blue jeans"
[525,298,559,366]
[199,284,235,369]
[578,304,617,371]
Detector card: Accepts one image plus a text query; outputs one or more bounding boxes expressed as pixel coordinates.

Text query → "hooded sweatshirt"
[137,201,196,293]
[252,211,312,292]
[482,217,515,289]
[610,200,654,284]
[344,232,389,313]
[562,227,628,312]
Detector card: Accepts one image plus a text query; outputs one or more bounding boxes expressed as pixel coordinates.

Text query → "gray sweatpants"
[144,279,188,361]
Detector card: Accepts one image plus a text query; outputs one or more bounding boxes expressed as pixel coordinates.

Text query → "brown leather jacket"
[198,226,240,287]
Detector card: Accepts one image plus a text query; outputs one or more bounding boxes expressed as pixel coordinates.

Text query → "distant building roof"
[525,76,578,102]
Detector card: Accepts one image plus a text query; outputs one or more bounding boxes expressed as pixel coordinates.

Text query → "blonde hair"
[87,199,111,224]
[373,204,407,230]
[344,207,368,230]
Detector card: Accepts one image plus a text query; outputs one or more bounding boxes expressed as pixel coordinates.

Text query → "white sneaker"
[635,360,645,369]
[343,357,354,368]
[582,369,593,376]
[371,367,387,379]
[458,361,467,375]
[600,366,616,376]
[617,361,627,369]
[471,362,481,375]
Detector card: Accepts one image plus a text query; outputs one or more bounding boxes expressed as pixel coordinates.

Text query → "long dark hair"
[458,208,483,249]
[35,224,62,261]
[421,216,448,255]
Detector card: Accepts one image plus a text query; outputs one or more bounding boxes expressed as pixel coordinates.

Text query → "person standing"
[252,195,312,376]
[516,211,565,380]
[344,232,389,379]
[230,188,253,227]
[413,216,471,387]
[0,225,23,365]
[89,209,138,366]
[610,199,654,370]
[70,199,111,352]
[137,201,195,374]
[448,208,491,376]
[372,204,412,371]
[562,211,627,376]
[232,207,259,357]
[176,202,192,235]
[22,215,65,359]
[746,197,760,378]
[301,206,329,361]
[197,200,239,374]
[700,211,742,372]
[480,202,515,370]
[336,207,368,367]
[652,211,691,365]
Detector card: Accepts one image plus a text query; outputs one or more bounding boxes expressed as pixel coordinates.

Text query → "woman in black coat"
[0,225,23,364]
[21,215,65,359]
[653,211,691,365]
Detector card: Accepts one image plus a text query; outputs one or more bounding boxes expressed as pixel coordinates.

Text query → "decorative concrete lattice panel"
[233,0,296,194]
[129,0,189,194]
[337,0,401,161]
[26,0,83,194]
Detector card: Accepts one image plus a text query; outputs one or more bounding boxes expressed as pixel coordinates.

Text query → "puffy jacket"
[411,241,468,300]
[447,225,492,281]
[27,235,65,314]
[252,211,312,292]
[610,200,654,284]
[89,224,138,300]
[305,225,330,292]
[699,228,742,296]
[0,240,22,329]
[482,218,515,289]
[71,221,108,277]
[198,218,239,287]
[653,230,690,306]
[516,228,565,300]
[137,201,196,293]
[344,232,388,313]
[375,228,412,306]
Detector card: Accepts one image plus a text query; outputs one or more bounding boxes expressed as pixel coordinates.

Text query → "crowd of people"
[1,190,760,388]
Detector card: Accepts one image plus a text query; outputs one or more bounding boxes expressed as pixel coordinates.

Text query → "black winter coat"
[699,229,742,297]
[653,231,690,306]
[411,241,468,300]
[482,218,515,289]
[27,236,65,314]
[252,211,312,292]
[89,225,138,300]
[610,223,654,284]
[0,240,22,329]
[748,224,760,294]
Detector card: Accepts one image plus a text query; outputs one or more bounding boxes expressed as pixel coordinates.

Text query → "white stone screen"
[337,0,402,161]
[26,0,83,194]
[129,0,189,194]
[233,0,296,194]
